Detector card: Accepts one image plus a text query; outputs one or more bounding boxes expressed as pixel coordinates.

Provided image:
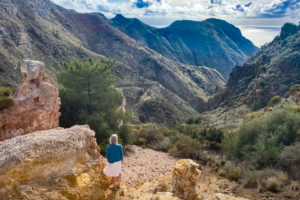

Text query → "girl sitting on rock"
[103,134,124,191]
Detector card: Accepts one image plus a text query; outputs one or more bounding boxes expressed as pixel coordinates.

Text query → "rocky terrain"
[208,23,300,111]
[110,14,258,75]
[0,125,111,200]
[0,60,60,141]
[0,0,229,125]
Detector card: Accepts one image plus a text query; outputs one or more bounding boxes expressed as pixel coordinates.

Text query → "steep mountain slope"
[0,0,226,125]
[208,23,300,110]
[110,14,259,75]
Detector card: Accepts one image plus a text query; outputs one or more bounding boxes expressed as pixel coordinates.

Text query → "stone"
[154,159,203,200]
[0,125,111,200]
[0,60,61,141]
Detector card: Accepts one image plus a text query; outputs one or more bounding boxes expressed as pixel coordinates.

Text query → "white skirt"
[103,161,122,177]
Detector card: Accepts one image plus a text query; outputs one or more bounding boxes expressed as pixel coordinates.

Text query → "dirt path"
[121,145,179,187]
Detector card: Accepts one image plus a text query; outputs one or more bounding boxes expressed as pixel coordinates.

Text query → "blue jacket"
[106,144,123,164]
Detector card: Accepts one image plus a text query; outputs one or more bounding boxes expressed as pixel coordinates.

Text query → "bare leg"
[112,177,117,187]
[118,173,121,186]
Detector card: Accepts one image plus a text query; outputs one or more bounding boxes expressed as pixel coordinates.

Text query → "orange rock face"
[0,60,61,141]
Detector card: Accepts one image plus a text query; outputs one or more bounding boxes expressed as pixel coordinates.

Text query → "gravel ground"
[120,145,179,187]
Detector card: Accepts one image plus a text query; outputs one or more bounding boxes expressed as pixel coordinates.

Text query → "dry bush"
[291,181,300,191]
[151,138,169,152]
[137,128,161,144]
[258,169,289,193]
[236,108,250,117]
[289,84,300,96]
[244,111,263,120]
[218,161,240,181]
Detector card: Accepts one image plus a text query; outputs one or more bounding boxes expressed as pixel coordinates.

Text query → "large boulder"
[0,125,111,200]
[0,60,61,141]
[155,159,203,200]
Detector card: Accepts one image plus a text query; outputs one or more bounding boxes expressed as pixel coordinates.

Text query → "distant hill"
[0,0,226,126]
[110,15,259,75]
[208,22,300,110]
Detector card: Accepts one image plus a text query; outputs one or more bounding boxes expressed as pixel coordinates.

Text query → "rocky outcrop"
[0,125,111,200]
[155,159,202,200]
[208,22,300,110]
[110,15,258,75]
[0,60,61,141]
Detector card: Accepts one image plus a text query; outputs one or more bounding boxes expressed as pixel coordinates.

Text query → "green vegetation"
[139,114,146,123]
[0,66,4,73]
[0,87,15,110]
[218,161,239,181]
[289,105,300,112]
[280,22,300,40]
[132,123,224,159]
[267,96,281,107]
[57,58,133,152]
[259,81,266,88]
[289,84,300,95]
[251,100,263,111]
[186,116,204,125]
[222,109,300,169]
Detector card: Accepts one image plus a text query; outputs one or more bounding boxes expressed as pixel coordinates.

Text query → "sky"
[50,0,300,46]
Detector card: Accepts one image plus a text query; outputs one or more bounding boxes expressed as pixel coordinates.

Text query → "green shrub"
[280,142,300,167]
[136,128,160,144]
[252,100,263,111]
[139,114,147,123]
[289,105,300,112]
[229,170,240,181]
[0,87,14,97]
[259,81,266,88]
[168,136,201,158]
[289,84,300,96]
[186,117,194,124]
[194,117,203,124]
[155,133,165,142]
[138,90,144,96]
[138,137,146,145]
[222,109,300,169]
[0,97,14,110]
[0,67,4,73]
[151,137,169,152]
[119,125,135,146]
[268,96,281,107]
[218,161,239,181]
[0,87,15,110]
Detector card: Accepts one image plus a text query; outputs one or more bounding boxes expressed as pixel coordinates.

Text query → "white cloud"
[50,0,300,20]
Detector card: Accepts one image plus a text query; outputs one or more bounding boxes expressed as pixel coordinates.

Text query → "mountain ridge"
[110,14,259,75]
[0,0,227,125]
[207,22,300,110]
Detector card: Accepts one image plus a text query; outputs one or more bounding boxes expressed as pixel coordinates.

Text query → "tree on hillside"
[57,58,133,148]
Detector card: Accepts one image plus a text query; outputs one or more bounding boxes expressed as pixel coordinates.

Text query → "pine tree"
[57,58,132,147]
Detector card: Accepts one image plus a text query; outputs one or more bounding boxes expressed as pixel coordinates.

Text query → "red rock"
[0,60,61,141]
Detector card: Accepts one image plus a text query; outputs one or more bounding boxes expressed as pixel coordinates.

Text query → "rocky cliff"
[110,15,258,75]
[0,0,226,124]
[0,60,60,141]
[208,22,300,110]
[0,125,111,200]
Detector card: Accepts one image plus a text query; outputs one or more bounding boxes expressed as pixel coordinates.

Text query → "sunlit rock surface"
[0,125,111,200]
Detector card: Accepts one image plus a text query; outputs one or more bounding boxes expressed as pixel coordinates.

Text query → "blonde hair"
[109,134,118,145]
